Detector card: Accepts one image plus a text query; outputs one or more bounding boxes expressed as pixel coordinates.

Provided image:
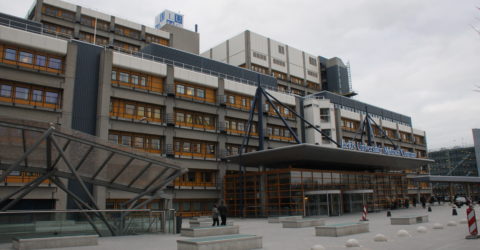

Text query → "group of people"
[211,202,227,226]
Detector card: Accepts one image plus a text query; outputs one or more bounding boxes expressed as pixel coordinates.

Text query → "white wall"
[303,98,336,147]
[269,39,288,73]
[266,89,296,106]
[339,109,361,121]
[0,26,67,55]
[249,32,269,68]
[174,67,218,89]
[228,31,246,66]
[288,46,304,78]
[211,41,227,62]
[304,52,319,83]
[112,52,167,76]
[224,79,256,96]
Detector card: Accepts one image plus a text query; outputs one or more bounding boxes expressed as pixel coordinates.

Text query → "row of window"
[0,81,61,109]
[225,117,258,135]
[0,44,63,73]
[114,25,140,40]
[175,109,215,130]
[108,130,163,153]
[225,144,257,156]
[175,82,215,103]
[113,40,140,52]
[110,98,164,122]
[266,103,294,119]
[225,92,253,111]
[42,5,75,21]
[174,138,216,159]
[45,4,169,47]
[267,125,295,141]
[111,68,164,92]
[174,169,217,187]
[43,22,73,38]
[79,32,109,46]
[80,15,110,31]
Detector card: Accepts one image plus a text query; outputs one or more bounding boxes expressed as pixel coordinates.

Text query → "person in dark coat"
[218,202,227,225]
[212,204,219,226]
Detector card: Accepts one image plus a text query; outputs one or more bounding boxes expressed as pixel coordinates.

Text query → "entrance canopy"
[411,175,480,183]
[227,144,433,170]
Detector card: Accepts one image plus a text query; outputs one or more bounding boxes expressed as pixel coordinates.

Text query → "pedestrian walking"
[212,204,219,226]
[218,201,227,225]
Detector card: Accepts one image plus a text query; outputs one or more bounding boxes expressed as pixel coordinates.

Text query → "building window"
[15,87,29,100]
[19,51,33,64]
[0,84,12,97]
[197,89,205,98]
[273,58,285,67]
[121,135,131,146]
[111,70,117,81]
[278,46,285,54]
[252,51,267,61]
[176,84,185,94]
[131,75,139,85]
[322,129,331,143]
[309,57,317,66]
[119,72,129,83]
[48,58,62,70]
[125,104,135,115]
[45,91,58,104]
[186,86,195,96]
[4,48,16,61]
[229,95,235,104]
[307,70,318,78]
[320,108,330,122]
[36,55,46,67]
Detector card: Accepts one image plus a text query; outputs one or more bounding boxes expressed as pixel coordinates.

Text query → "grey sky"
[2,0,479,150]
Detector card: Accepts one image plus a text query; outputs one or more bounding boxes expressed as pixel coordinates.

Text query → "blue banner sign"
[341,140,417,158]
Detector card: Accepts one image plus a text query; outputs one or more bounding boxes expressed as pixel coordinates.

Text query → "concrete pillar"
[267,38,272,75]
[61,43,78,130]
[140,25,146,41]
[334,108,342,144]
[32,0,43,23]
[165,65,175,154]
[245,31,251,69]
[74,6,81,39]
[95,50,113,139]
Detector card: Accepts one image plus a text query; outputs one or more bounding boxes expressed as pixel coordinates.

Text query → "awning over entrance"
[226,144,433,170]
[411,175,480,183]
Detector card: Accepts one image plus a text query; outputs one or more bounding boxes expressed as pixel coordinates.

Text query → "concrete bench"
[281,218,325,228]
[12,234,98,250]
[315,222,369,237]
[181,225,240,237]
[268,215,303,223]
[390,215,429,225]
[177,234,262,250]
[190,221,233,228]
[189,217,211,223]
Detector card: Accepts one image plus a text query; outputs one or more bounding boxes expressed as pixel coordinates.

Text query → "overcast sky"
[3,0,480,150]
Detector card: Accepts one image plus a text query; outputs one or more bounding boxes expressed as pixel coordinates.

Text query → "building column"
[165,65,175,154]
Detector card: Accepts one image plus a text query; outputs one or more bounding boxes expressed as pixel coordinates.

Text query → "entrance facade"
[224,168,408,217]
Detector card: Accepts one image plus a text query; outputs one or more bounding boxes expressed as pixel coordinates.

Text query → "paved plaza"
[1,204,479,250]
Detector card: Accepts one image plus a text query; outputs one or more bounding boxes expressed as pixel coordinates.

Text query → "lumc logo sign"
[341,140,417,158]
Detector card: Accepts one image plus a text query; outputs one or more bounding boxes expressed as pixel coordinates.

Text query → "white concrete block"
[373,234,388,242]
[345,239,360,247]
[447,221,457,226]
[432,223,444,229]
[311,244,326,250]
[396,229,411,237]
[417,226,427,233]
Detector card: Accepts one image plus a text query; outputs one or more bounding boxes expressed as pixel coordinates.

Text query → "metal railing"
[0,16,73,41]
[0,209,177,243]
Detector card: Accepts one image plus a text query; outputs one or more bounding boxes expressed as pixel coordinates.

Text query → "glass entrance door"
[305,193,341,216]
